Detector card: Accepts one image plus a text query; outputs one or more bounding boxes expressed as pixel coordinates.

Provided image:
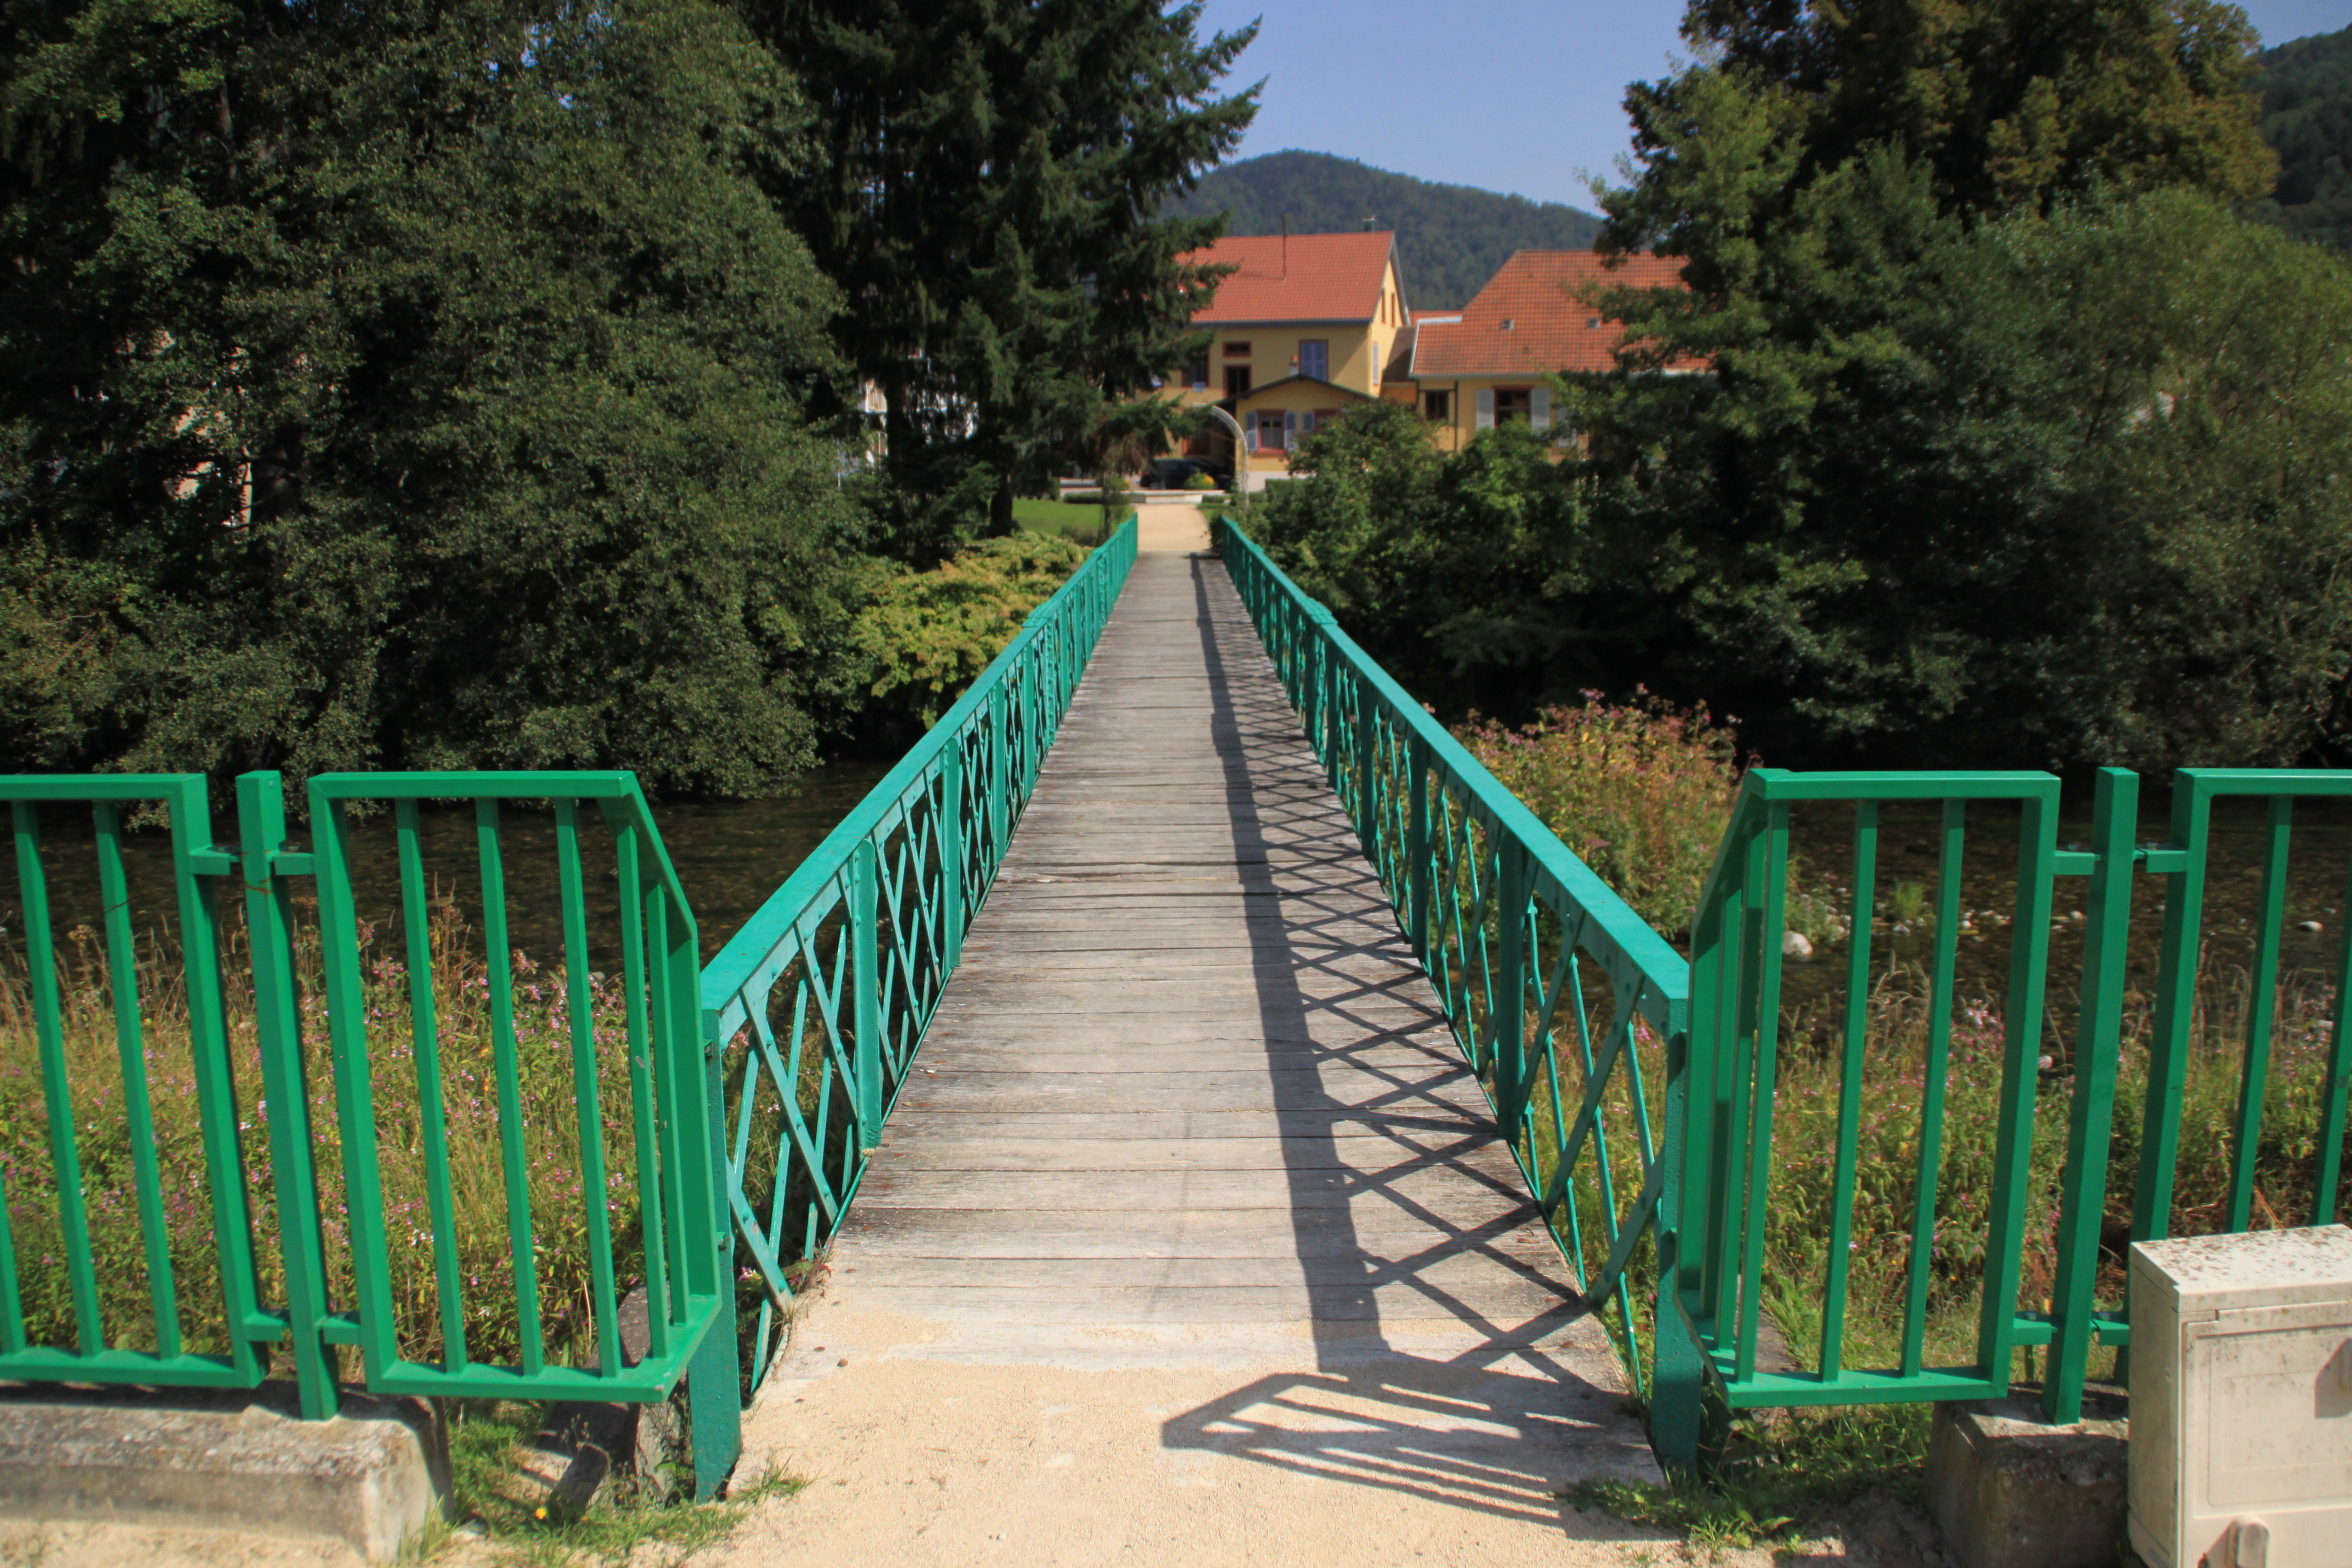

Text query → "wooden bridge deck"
[729,551,1655,1565]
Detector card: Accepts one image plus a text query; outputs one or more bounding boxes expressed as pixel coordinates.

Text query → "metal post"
[851,838,883,1141]
[2043,768,2137,1422]
[942,738,967,970]
[234,771,339,1418]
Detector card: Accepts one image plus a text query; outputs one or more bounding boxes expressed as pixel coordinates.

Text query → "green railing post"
[1489,843,1531,1138]
[2043,768,2137,1422]
[852,837,884,1143]
[235,771,340,1418]
[942,740,967,969]
[1407,734,1431,961]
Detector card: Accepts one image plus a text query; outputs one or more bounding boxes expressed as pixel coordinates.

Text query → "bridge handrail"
[695,517,1137,1390]
[1214,514,1693,1417]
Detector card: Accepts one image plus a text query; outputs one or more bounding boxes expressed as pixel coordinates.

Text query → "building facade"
[1175,231,1411,484]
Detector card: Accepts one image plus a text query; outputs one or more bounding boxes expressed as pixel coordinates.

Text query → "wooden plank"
[826,1283,1579,1325]
[837,1254,1575,1292]
[850,1165,1539,1214]
[839,1205,1567,1260]
[864,1133,1526,1174]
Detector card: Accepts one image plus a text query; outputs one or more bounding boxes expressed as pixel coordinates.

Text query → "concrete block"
[0,1384,447,1562]
[1926,1391,2129,1568]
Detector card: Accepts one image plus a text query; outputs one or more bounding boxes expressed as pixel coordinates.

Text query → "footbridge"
[5,515,2348,1559]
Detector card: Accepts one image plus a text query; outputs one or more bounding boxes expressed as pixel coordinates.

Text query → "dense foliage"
[1256,1,2352,772]
[2254,23,2352,251]
[1,0,867,790]
[1162,150,1603,309]
[1457,693,1741,932]
[1,0,1250,789]
[742,0,1256,554]
[852,530,1092,738]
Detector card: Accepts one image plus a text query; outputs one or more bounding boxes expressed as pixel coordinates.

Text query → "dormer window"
[1500,319,1515,331]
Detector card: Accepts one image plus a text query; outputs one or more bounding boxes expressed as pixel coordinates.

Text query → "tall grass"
[1459,690,1740,935]
[0,895,641,1373]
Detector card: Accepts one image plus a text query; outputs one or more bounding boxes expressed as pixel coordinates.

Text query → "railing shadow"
[1157,557,1650,1527]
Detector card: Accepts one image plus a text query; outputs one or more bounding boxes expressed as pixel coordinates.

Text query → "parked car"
[1138,457,1229,490]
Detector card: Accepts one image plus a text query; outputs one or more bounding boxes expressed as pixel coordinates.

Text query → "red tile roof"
[1408,250,1689,378]
[1183,232,1399,324]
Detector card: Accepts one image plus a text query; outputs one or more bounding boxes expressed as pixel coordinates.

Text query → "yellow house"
[1174,231,1412,486]
[1389,250,1690,452]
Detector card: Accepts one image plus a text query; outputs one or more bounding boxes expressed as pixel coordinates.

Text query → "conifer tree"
[742,0,1258,549]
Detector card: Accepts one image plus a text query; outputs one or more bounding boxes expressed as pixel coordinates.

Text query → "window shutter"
[1245,419,1260,454]
[1530,386,1551,431]
[1298,411,1315,436]
[1475,387,1495,430]
[1283,410,1298,448]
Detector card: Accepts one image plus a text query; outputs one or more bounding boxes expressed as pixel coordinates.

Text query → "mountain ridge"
[1165,150,1604,310]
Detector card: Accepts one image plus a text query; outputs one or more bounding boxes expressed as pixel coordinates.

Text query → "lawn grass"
[1011,496,1131,544]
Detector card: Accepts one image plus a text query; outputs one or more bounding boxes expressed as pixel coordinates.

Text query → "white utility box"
[2127,1224,2352,1568]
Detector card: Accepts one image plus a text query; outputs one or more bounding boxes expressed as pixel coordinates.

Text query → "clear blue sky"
[1189,0,2352,210]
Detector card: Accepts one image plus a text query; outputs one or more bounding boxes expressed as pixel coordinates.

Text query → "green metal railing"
[0,518,1136,1500]
[1662,764,2352,1463]
[1215,515,1697,1421]
[1220,515,2352,1474]
[696,517,1136,1388]
[3,769,737,1485]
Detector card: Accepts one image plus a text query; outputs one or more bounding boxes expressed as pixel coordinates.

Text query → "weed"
[445,1400,803,1566]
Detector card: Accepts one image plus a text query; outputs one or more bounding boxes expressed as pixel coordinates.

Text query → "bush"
[1457,690,1740,933]
[1183,469,1217,491]
[852,530,1090,735]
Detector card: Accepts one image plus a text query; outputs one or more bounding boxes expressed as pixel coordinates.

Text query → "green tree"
[2252,23,2352,252]
[739,0,1258,553]
[2,0,866,792]
[1253,404,1606,717]
[1634,0,2275,221]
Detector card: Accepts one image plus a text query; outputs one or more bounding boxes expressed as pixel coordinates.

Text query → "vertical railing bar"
[2043,770,2134,1421]
[313,795,402,1382]
[613,822,669,1362]
[1820,799,1878,1382]
[654,886,695,1329]
[2134,780,2211,1243]
[2312,845,2352,1226]
[1734,801,1790,1384]
[1977,787,2058,1394]
[1899,798,1967,1380]
[235,771,334,1414]
[2226,795,2294,1232]
[477,799,545,1378]
[93,801,181,1357]
[555,800,622,1379]
[394,799,467,1373]
[10,801,103,1355]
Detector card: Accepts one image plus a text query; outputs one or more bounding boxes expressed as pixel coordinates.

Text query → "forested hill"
[2256,24,2352,252]
[1164,151,1603,309]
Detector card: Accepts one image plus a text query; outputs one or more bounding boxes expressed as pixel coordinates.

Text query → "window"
[1313,408,1339,434]
[1224,366,1252,399]
[1298,340,1328,381]
[1493,388,1533,425]
[1371,342,1383,384]
[1185,355,1209,389]
[1223,340,1251,357]
[1423,390,1451,422]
